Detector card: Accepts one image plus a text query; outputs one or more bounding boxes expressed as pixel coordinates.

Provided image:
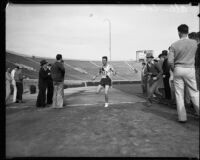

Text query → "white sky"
[6,4,199,60]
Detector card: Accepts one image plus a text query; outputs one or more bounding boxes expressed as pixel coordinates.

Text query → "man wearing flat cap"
[144,52,163,106]
[36,60,49,108]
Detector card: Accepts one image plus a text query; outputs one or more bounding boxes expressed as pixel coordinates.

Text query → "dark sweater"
[46,68,53,83]
[38,68,49,88]
[51,61,65,82]
[14,70,23,83]
[162,58,170,77]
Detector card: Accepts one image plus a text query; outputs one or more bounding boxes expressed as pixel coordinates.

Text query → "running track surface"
[6,84,199,157]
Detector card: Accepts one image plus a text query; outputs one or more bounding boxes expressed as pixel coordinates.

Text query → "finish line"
[6,101,146,109]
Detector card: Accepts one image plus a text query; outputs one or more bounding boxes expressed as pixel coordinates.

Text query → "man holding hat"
[36,60,49,108]
[144,52,163,106]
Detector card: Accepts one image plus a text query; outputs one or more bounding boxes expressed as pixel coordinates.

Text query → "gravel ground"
[6,85,199,157]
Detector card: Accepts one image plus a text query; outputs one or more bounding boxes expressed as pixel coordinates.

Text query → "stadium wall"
[23,79,141,93]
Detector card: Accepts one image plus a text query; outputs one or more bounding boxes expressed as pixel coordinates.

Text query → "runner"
[92,56,116,107]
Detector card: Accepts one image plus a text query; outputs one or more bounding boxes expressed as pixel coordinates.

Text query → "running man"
[92,56,116,107]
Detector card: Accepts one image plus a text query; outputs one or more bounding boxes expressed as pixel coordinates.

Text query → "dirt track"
[6,84,199,157]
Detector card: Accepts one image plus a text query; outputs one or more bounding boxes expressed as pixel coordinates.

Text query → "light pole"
[104,18,111,61]
[89,14,112,61]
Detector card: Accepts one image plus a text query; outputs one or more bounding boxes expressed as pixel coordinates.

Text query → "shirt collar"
[180,36,188,40]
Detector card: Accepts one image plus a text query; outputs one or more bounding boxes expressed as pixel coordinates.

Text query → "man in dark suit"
[162,50,171,100]
[36,60,49,108]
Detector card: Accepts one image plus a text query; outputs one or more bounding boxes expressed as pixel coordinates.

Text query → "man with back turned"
[168,24,199,123]
[51,54,65,108]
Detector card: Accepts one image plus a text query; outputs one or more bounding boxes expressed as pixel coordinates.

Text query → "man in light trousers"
[51,54,65,108]
[168,24,199,123]
[11,66,19,103]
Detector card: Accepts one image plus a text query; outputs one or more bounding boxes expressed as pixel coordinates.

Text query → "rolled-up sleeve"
[168,45,175,70]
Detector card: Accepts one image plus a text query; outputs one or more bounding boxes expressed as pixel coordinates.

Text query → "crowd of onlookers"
[5,54,66,109]
[141,24,199,123]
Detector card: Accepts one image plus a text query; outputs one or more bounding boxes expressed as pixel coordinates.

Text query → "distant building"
[136,50,154,62]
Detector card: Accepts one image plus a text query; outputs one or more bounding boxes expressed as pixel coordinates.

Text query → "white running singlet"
[99,64,114,79]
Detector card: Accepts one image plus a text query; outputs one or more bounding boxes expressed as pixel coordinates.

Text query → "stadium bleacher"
[6,51,142,81]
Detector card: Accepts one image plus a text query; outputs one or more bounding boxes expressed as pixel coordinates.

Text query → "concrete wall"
[23,79,141,93]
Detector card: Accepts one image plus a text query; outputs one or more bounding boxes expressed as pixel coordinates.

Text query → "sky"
[6,4,199,61]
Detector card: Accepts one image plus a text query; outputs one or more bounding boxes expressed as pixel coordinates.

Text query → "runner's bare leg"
[96,84,103,94]
[105,85,110,103]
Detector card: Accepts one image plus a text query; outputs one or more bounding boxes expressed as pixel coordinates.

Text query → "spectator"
[168,24,199,122]
[162,50,171,100]
[195,31,200,90]
[188,32,198,41]
[154,54,164,97]
[144,53,163,106]
[47,63,54,105]
[11,66,19,103]
[169,68,176,104]
[14,66,25,103]
[141,62,147,95]
[51,54,65,108]
[168,47,176,104]
[36,60,49,108]
[185,32,198,107]
[6,68,12,103]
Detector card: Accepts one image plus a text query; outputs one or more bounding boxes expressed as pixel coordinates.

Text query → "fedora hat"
[40,60,48,66]
[146,52,154,58]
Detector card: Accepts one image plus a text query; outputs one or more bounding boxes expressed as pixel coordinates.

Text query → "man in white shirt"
[92,56,116,108]
[11,66,19,103]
